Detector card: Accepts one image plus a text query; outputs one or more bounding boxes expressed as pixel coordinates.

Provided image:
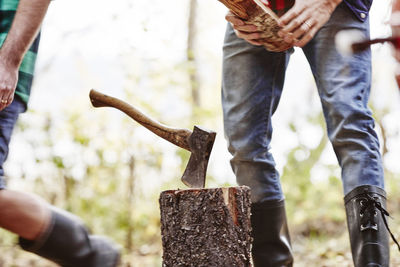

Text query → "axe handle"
[89,89,192,151]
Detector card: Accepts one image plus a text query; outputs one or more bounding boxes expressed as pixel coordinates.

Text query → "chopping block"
[159,186,252,267]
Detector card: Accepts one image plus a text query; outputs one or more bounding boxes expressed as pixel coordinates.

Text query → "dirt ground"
[2,231,400,267]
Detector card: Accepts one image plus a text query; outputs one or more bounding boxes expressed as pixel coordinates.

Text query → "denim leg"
[222,23,292,203]
[302,3,384,194]
[0,98,26,189]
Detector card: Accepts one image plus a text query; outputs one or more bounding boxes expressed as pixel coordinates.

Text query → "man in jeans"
[223,0,396,266]
[0,0,120,265]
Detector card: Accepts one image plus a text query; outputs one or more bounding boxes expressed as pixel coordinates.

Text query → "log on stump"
[159,186,252,267]
[217,0,294,52]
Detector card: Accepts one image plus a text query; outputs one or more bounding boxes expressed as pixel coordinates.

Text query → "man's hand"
[0,60,18,111]
[224,0,274,46]
[225,12,265,46]
[278,0,342,47]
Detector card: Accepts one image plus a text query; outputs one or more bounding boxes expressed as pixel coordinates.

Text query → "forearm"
[0,0,51,69]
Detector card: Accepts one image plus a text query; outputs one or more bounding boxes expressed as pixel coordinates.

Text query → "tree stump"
[159,186,252,267]
[217,0,295,52]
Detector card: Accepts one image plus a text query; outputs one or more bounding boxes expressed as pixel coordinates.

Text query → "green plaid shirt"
[0,0,40,106]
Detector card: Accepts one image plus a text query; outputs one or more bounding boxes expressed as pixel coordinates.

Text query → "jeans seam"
[265,52,284,195]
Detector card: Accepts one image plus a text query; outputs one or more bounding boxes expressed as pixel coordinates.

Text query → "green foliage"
[281,112,346,233]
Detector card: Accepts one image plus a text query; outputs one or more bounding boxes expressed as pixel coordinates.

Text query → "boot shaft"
[344,185,390,267]
[19,207,120,267]
[251,199,293,267]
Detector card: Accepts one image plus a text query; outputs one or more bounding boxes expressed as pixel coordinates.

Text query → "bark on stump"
[159,186,252,267]
[217,0,294,52]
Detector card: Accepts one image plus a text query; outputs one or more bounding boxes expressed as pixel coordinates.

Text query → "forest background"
[1,0,400,266]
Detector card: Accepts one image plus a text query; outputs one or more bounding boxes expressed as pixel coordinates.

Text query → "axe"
[89,89,216,188]
[335,29,400,55]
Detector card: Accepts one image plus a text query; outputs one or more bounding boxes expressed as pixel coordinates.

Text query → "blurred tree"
[187,0,200,109]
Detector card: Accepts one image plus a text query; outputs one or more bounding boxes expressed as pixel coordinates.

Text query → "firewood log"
[218,0,295,52]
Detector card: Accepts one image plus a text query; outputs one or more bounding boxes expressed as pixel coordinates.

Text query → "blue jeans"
[0,97,26,190]
[222,3,384,203]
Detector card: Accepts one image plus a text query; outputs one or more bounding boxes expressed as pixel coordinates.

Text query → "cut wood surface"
[218,0,294,52]
[159,186,252,267]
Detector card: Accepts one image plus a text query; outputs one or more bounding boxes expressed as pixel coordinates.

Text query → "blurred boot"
[344,185,400,267]
[19,207,120,267]
[251,199,293,267]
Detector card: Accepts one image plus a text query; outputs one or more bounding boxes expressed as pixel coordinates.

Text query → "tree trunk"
[187,0,200,108]
[125,155,136,251]
[159,186,252,267]
[217,0,294,52]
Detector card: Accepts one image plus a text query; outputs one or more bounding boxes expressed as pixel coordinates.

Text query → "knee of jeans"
[327,109,377,146]
[228,141,270,166]
[226,126,270,155]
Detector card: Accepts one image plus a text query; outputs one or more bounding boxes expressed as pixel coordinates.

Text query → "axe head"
[181,126,216,188]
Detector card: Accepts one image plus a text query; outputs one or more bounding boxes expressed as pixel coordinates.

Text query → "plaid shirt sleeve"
[0,0,40,106]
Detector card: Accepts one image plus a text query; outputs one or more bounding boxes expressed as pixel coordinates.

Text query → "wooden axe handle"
[89,89,192,151]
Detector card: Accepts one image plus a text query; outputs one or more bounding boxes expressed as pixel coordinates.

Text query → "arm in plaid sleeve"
[0,0,50,110]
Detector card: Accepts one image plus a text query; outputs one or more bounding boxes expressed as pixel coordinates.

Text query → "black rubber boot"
[345,185,393,267]
[19,207,120,267]
[251,199,293,267]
